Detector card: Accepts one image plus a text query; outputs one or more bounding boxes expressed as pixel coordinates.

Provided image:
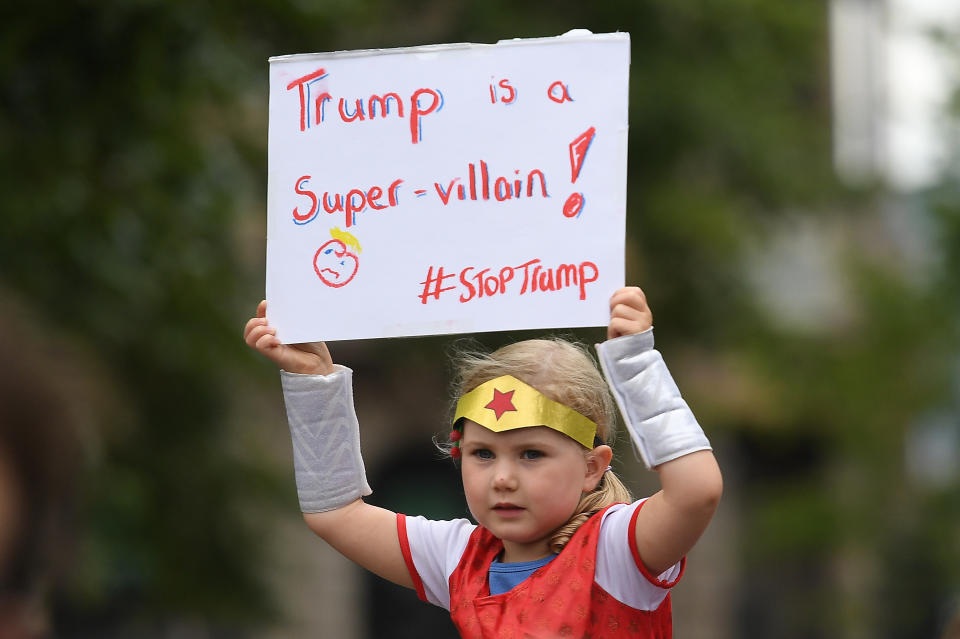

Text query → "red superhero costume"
[399,501,684,639]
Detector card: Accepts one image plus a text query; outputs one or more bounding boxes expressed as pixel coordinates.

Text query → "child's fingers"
[609,286,648,313]
[243,316,268,342]
[245,301,333,373]
[255,331,279,352]
[244,323,262,348]
[610,303,646,326]
[608,316,644,339]
[608,317,650,338]
[607,286,653,339]
[609,288,652,324]
[245,323,276,349]
[608,317,633,340]
[244,301,270,341]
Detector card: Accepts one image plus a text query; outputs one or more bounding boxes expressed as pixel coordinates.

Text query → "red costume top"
[399,501,684,639]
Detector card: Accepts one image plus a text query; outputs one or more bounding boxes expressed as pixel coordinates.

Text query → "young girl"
[244,286,722,638]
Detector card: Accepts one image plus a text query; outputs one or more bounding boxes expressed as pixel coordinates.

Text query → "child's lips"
[492,503,525,518]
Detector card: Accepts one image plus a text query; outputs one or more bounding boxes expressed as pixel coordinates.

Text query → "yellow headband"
[452,375,597,449]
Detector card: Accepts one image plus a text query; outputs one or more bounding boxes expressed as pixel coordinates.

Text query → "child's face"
[459,420,596,563]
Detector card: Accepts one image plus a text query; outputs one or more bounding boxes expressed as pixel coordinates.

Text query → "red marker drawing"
[314,239,359,288]
[563,126,595,218]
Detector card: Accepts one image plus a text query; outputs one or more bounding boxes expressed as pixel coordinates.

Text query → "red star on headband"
[485,388,517,420]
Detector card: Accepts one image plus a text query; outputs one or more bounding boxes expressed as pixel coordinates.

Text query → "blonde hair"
[449,338,633,553]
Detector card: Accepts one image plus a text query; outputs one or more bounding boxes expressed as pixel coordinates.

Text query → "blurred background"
[1,1,958,637]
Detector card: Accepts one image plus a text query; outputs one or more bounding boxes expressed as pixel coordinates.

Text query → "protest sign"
[267,31,630,343]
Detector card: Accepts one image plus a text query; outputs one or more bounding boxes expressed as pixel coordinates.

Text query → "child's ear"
[583,444,613,492]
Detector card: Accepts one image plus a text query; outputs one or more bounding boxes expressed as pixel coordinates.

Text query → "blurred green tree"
[0,1,956,637]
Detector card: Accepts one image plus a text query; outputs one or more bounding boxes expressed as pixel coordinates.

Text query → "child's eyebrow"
[462,435,557,450]
[460,437,494,448]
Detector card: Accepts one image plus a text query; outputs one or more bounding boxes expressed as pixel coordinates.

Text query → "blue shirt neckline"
[488,553,558,594]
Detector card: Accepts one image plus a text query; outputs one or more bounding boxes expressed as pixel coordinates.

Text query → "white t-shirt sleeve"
[595,500,685,610]
[397,513,475,610]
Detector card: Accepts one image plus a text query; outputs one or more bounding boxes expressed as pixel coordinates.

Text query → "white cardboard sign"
[266,31,630,343]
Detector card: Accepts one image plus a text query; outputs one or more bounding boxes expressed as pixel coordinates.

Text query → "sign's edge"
[267,31,630,64]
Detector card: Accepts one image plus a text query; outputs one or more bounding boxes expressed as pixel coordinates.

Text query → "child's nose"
[492,463,518,490]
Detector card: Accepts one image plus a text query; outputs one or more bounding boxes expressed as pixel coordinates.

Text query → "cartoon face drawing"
[313,239,359,288]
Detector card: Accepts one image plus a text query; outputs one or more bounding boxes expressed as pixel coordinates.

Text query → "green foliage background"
[0,1,957,637]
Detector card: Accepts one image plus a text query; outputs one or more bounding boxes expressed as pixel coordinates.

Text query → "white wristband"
[280,366,372,512]
[596,329,711,469]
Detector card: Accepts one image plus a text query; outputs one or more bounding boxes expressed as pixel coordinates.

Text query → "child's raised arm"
[598,287,723,577]
[243,301,413,589]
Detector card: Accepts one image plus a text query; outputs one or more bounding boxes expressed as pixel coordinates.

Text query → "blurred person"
[0,296,86,638]
[943,606,960,639]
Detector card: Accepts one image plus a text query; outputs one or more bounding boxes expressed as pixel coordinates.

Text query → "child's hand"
[243,300,336,375]
[607,286,653,340]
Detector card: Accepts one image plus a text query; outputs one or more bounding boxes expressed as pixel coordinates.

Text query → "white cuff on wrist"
[596,329,711,469]
[281,367,372,512]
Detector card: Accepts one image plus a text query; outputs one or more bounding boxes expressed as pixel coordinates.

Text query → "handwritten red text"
[434,160,548,206]
[489,78,517,104]
[418,258,599,305]
[293,175,404,228]
[286,69,444,144]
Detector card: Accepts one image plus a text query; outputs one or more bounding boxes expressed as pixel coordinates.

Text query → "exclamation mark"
[563,126,596,218]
